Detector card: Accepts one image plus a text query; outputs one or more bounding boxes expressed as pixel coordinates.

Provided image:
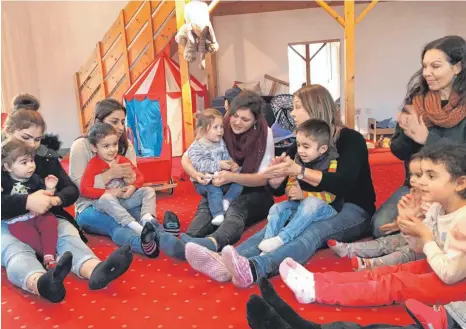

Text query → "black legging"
[246,278,459,329]
[186,187,274,249]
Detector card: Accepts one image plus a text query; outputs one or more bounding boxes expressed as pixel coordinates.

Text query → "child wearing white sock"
[280,143,466,307]
[258,120,341,254]
[80,123,157,235]
[186,109,243,226]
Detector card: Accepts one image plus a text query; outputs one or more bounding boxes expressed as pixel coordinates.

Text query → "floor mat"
[2,162,411,329]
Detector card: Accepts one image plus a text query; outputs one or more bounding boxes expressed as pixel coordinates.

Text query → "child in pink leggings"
[280,142,466,306]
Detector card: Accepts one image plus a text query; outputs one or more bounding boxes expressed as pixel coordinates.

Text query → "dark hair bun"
[12,93,40,111]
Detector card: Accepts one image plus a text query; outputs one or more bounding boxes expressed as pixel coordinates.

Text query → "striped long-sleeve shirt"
[186,138,232,174]
[286,159,338,203]
[271,148,343,211]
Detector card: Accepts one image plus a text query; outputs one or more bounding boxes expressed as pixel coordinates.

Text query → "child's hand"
[380,221,400,234]
[194,172,209,185]
[398,214,432,242]
[120,185,136,199]
[230,162,240,172]
[123,171,136,185]
[220,160,233,170]
[45,175,58,190]
[397,193,421,218]
[287,182,304,201]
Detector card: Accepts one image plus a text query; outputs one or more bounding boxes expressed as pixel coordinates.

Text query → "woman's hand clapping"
[397,105,429,145]
[264,153,301,179]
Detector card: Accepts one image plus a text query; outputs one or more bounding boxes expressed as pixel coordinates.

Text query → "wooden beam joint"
[355,0,378,25]
[288,45,306,62]
[315,0,345,28]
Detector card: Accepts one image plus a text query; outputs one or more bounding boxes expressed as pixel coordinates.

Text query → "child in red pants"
[279,142,466,306]
[2,139,59,269]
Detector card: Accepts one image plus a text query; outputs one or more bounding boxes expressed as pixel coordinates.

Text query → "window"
[288,40,341,102]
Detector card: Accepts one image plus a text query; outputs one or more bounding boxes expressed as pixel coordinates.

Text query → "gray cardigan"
[390,117,466,186]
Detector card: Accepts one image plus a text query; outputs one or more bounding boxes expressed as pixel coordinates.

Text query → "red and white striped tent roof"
[124,52,207,156]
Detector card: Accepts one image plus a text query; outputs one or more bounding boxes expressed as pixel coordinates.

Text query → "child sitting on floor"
[1,139,60,269]
[328,153,432,269]
[186,108,243,226]
[259,119,341,253]
[279,141,466,307]
[80,123,159,258]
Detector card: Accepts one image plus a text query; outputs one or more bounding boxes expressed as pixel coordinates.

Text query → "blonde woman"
[184,85,376,287]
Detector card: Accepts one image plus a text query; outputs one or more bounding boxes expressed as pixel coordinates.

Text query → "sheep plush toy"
[175,0,219,69]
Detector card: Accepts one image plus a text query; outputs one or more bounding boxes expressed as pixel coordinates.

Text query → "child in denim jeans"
[259,119,341,253]
[328,154,432,269]
[186,109,243,226]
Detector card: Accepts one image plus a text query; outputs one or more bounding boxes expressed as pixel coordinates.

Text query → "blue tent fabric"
[125,98,163,157]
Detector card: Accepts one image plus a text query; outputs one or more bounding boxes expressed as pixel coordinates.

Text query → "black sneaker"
[163,211,181,236]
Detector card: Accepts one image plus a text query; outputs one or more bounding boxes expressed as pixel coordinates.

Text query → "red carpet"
[2,155,412,329]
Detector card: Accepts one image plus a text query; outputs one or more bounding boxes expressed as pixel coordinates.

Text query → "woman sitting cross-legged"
[1,94,132,303]
[70,99,164,258]
[183,84,376,287]
[156,90,275,260]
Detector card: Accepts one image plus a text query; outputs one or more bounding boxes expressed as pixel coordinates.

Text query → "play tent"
[124,52,207,157]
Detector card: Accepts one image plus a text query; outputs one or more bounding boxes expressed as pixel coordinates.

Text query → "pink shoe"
[185,243,232,282]
[221,246,254,288]
[405,299,448,329]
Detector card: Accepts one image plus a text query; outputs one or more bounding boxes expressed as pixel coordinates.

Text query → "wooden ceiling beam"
[208,1,374,17]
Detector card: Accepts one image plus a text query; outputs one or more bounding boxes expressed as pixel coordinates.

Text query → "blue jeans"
[236,202,371,279]
[194,183,243,217]
[76,205,158,255]
[263,197,337,244]
[1,219,99,292]
[370,185,410,238]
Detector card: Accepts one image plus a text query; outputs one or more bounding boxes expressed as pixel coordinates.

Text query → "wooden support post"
[206,50,218,105]
[146,2,156,60]
[206,18,218,105]
[175,0,194,151]
[96,41,107,97]
[119,11,132,85]
[305,44,311,85]
[344,0,355,129]
[356,0,379,25]
[315,0,345,28]
[73,73,84,133]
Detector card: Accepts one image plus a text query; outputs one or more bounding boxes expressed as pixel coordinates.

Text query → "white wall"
[213,1,466,130]
[2,1,124,147]
[2,1,466,144]
[1,3,41,110]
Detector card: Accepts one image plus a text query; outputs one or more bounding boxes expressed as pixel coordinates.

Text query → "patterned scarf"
[412,91,466,128]
[223,114,268,174]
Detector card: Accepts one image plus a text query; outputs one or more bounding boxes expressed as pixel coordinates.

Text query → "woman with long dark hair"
[2,95,132,303]
[371,35,466,238]
[69,99,161,258]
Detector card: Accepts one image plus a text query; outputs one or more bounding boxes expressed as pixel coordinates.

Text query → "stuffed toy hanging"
[175,0,219,70]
